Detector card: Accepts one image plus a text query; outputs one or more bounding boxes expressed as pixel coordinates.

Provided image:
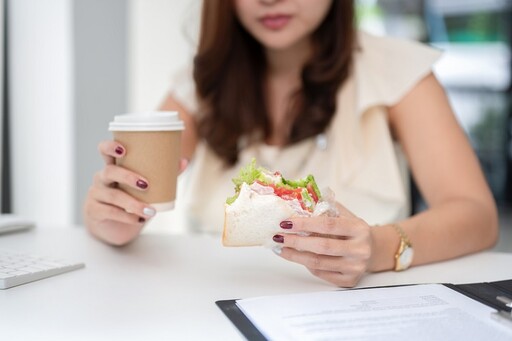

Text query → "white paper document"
[236,284,512,341]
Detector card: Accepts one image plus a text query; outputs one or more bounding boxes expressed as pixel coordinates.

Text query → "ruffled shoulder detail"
[168,64,198,114]
[354,31,443,114]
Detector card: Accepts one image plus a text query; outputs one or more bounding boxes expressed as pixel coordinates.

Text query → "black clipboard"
[216,279,512,341]
[216,299,267,341]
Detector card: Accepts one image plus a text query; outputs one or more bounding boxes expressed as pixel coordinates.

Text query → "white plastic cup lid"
[109,111,185,132]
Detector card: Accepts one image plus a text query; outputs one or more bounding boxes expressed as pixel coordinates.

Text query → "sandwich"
[222,159,333,247]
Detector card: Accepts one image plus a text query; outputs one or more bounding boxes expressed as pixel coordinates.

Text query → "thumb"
[179,158,189,174]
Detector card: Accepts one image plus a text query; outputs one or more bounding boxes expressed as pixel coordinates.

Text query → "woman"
[84,0,498,287]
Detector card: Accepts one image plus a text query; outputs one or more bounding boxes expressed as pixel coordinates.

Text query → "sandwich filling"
[226,159,322,214]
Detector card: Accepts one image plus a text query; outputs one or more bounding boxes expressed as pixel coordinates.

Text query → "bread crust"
[222,185,297,247]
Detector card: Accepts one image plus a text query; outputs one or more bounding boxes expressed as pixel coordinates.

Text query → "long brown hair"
[194,0,355,165]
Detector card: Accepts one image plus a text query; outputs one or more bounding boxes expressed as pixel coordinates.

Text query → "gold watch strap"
[393,223,413,271]
[393,223,411,245]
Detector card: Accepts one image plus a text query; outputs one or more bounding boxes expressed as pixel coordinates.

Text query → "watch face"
[400,247,414,268]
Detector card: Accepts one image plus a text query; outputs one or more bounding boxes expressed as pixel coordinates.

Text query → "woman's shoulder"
[168,63,198,114]
[353,30,443,108]
[356,30,440,58]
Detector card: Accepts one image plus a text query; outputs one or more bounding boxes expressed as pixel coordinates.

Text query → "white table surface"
[1,227,512,340]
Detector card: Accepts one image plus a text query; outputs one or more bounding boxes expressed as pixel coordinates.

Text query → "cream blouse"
[169,31,442,233]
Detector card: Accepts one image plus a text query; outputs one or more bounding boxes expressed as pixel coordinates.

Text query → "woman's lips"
[260,15,291,30]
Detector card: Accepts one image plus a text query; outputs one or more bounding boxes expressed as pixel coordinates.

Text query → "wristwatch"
[393,224,414,271]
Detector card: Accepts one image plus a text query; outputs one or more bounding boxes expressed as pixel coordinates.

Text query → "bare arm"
[369,72,499,271]
[158,93,198,162]
[276,73,499,287]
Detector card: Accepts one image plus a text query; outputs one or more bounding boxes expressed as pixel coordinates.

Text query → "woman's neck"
[263,39,312,146]
[264,39,311,79]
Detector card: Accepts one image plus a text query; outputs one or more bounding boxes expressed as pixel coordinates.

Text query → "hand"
[83,140,157,246]
[272,203,373,287]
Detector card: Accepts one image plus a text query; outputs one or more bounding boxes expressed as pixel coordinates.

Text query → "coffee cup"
[109,111,185,211]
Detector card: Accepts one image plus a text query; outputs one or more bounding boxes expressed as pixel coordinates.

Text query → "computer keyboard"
[0,214,35,235]
[0,249,85,289]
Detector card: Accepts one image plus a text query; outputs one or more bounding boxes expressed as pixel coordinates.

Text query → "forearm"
[368,198,498,272]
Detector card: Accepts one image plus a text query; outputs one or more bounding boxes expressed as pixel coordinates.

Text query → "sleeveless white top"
[169,31,442,233]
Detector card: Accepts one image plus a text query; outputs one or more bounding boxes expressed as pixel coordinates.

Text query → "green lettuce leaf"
[283,174,321,200]
[226,158,322,205]
[231,159,262,191]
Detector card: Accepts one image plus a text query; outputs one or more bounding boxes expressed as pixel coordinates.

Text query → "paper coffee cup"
[109,112,185,211]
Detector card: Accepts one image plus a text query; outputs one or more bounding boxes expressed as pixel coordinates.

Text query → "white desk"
[1,227,512,340]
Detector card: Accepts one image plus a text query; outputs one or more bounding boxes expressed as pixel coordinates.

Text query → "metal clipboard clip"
[491,296,512,328]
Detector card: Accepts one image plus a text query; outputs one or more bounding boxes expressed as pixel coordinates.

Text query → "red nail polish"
[115,146,124,155]
[273,234,284,243]
[280,221,293,229]
[136,179,148,189]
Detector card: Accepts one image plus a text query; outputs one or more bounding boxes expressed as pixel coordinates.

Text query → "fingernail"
[136,179,148,189]
[138,217,146,223]
[143,207,156,217]
[272,245,282,255]
[115,146,124,155]
[280,221,293,229]
[273,234,284,243]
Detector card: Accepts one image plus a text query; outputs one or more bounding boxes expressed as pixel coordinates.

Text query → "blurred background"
[357,0,512,251]
[358,0,512,207]
[0,0,510,249]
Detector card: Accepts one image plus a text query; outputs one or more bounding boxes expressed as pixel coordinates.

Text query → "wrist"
[392,223,414,271]
[368,224,401,272]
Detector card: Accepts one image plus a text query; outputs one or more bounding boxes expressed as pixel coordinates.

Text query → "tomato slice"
[274,186,299,199]
[307,183,319,203]
[272,184,312,211]
[252,182,315,212]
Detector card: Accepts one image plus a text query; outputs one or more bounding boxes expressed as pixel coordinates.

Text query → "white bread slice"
[222,183,296,246]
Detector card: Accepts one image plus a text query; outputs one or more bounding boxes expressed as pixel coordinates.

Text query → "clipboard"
[216,279,512,341]
[216,299,267,341]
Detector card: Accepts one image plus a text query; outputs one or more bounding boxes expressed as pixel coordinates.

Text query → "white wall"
[9,0,74,225]
[7,0,199,228]
[128,0,200,112]
[8,0,127,226]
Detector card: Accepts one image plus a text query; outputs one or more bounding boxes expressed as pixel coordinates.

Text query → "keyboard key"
[0,250,85,289]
